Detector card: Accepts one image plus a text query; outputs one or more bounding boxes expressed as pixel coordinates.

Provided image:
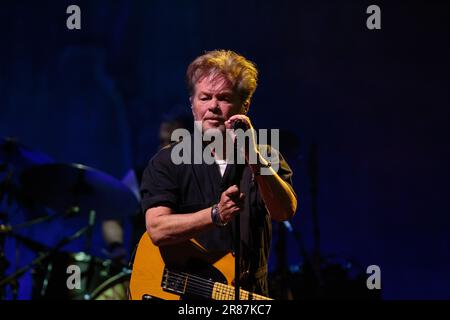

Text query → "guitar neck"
[212,282,273,300]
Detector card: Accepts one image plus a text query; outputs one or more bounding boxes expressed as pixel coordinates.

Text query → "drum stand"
[0,161,18,299]
[0,208,96,299]
[0,211,10,300]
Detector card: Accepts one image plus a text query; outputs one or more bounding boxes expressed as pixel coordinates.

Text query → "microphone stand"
[234,209,240,301]
[233,144,244,301]
[231,120,248,301]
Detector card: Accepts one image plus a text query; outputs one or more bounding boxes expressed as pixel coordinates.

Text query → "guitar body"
[129,233,234,300]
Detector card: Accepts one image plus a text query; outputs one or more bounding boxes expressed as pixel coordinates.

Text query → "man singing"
[140,50,297,296]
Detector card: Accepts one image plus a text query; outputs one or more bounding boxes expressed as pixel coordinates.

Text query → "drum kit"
[0,137,139,300]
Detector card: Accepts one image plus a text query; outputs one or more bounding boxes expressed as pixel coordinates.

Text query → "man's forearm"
[251,162,297,221]
[146,207,214,246]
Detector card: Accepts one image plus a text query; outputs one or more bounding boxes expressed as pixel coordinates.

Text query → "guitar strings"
[165,271,266,300]
[164,270,214,296]
[175,271,268,300]
[169,276,227,299]
[165,270,219,296]
[164,270,268,300]
[165,271,236,299]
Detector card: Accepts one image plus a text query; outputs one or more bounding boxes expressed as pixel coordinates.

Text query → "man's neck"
[204,131,234,161]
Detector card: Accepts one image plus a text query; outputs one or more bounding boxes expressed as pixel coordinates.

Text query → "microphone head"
[232,119,248,131]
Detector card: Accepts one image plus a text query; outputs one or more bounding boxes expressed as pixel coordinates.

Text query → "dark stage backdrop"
[0,0,449,299]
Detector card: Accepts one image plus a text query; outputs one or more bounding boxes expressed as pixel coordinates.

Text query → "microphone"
[232,119,249,131]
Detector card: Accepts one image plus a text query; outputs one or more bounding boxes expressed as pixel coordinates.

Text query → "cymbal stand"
[0,161,15,299]
[84,210,96,255]
[0,210,9,300]
[0,218,93,298]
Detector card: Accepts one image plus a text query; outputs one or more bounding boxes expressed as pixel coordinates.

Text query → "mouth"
[204,118,224,123]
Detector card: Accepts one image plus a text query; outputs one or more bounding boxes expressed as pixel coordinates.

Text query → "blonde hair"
[186,50,258,105]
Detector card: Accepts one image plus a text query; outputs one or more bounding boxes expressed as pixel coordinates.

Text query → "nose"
[207,99,220,112]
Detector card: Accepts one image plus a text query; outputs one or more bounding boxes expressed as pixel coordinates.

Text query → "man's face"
[191,74,245,133]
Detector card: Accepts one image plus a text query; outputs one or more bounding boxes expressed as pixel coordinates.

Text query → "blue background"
[0,0,449,299]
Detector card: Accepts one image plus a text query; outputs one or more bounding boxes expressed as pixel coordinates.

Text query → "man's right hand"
[217,185,245,224]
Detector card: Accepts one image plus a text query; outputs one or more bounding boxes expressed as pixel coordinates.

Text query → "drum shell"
[88,269,131,300]
[32,252,114,300]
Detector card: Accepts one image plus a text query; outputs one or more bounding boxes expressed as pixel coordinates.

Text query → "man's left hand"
[225,114,259,162]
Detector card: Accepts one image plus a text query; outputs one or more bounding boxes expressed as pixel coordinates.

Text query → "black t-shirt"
[140,141,295,296]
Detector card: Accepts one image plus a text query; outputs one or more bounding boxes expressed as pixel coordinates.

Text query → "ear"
[189,96,194,115]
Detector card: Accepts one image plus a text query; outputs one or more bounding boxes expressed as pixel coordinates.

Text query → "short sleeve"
[140,146,179,213]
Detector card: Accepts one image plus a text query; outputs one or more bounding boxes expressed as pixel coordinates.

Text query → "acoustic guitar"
[129,233,272,300]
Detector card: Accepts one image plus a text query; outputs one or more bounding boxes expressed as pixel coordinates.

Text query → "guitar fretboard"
[212,282,273,300]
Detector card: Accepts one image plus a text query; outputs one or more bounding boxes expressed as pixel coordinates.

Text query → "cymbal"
[1,137,54,212]
[0,137,54,171]
[20,163,139,220]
